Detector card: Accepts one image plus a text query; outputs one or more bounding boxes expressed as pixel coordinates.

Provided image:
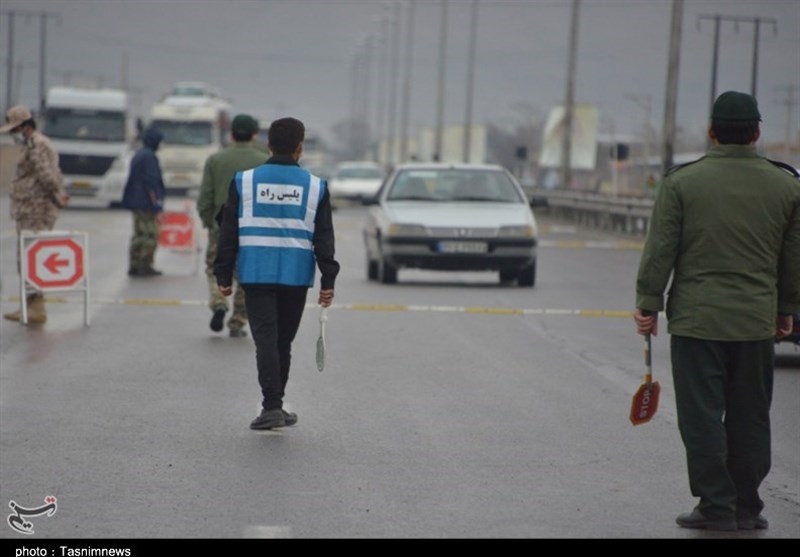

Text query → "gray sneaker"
[250,408,285,430]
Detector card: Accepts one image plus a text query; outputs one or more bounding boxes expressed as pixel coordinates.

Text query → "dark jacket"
[214,154,340,290]
[122,128,165,212]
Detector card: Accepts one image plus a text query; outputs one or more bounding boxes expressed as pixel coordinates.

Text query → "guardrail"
[533,190,655,237]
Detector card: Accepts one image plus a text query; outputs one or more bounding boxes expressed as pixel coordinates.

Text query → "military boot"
[26,294,47,324]
[4,294,46,324]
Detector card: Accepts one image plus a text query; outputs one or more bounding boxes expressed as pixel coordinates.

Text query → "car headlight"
[388,223,427,237]
[498,225,535,238]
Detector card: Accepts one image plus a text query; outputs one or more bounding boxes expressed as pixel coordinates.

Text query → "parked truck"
[148,82,231,196]
[43,86,133,207]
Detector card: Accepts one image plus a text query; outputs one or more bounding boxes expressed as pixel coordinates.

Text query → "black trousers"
[670,335,774,520]
[243,285,308,410]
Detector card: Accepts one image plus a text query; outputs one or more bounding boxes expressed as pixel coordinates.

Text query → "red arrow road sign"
[43,252,71,274]
[26,238,85,289]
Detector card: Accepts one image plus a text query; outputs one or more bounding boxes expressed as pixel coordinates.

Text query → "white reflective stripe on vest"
[239,169,321,233]
[239,236,313,250]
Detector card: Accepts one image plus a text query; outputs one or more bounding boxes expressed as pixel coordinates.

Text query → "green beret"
[232,114,259,134]
[711,91,761,122]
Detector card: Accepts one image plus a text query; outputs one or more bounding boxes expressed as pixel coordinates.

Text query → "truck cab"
[43,86,132,208]
[149,82,231,197]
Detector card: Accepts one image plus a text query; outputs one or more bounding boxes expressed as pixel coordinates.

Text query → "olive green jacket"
[197,143,266,229]
[636,144,800,341]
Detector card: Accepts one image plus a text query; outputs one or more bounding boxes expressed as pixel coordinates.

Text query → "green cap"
[232,114,259,134]
[711,91,761,122]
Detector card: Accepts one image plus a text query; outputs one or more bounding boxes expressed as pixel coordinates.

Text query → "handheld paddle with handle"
[316,306,328,372]
[630,311,660,425]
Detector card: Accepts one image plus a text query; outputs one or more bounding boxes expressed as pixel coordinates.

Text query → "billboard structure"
[538,105,598,171]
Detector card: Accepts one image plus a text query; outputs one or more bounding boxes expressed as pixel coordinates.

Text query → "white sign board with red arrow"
[20,231,90,326]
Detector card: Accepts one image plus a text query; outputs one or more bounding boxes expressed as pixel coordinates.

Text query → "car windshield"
[336,167,384,180]
[151,119,212,146]
[44,108,126,142]
[386,169,524,203]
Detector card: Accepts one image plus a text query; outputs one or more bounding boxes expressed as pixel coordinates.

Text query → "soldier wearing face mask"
[1,105,69,324]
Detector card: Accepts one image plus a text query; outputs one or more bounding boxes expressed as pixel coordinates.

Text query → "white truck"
[148,82,231,196]
[43,86,133,207]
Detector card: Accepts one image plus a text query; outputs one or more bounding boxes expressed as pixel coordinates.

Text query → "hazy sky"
[1,0,798,148]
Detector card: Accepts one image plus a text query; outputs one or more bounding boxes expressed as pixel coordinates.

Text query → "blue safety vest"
[235,164,324,286]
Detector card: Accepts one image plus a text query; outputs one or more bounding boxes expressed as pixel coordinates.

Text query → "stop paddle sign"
[630,334,661,426]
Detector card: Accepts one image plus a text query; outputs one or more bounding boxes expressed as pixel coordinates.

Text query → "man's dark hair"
[18,118,36,131]
[711,120,759,145]
[268,117,305,155]
[232,129,255,142]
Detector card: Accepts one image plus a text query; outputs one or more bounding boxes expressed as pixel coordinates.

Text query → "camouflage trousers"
[205,227,247,331]
[13,221,55,296]
[128,211,159,271]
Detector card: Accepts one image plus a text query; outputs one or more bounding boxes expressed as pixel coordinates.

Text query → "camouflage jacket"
[10,130,66,231]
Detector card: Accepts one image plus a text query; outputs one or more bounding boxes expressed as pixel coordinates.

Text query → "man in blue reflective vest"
[215,117,340,430]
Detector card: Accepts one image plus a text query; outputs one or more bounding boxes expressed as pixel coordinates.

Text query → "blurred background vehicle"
[149,82,231,197]
[43,86,133,208]
[328,160,386,206]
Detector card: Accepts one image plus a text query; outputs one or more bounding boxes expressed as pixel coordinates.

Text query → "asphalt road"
[1,197,798,539]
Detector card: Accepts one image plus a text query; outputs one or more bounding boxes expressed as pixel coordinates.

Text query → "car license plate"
[71,180,91,189]
[437,241,488,254]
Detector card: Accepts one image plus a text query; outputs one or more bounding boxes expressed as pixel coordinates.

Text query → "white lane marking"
[243,525,292,538]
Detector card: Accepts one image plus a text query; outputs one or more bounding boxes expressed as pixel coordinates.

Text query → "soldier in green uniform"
[634,91,800,531]
[197,114,266,338]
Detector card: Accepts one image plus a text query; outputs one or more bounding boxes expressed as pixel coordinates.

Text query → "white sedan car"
[329,161,386,203]
[363,163,543,287]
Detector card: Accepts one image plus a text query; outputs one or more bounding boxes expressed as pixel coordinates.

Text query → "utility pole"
[433,0,448,162]
[462,0,478,163]
[775,84,798,158]
[386,1,401,166]
[560,0,579,190]
[698,14,777,108]
[662,0,683,177]
[1,9,61,115]
[4,11,14,112]
[375,6,391,164]
[362,36,373,152]
[399,0,415,164]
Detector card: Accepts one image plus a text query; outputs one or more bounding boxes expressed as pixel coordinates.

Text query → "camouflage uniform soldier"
[2,105,69,324]
[197,114,265,338]
[121,127,165,276]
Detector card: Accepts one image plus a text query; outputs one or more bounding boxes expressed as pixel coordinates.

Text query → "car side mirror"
[529,195,548,209]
